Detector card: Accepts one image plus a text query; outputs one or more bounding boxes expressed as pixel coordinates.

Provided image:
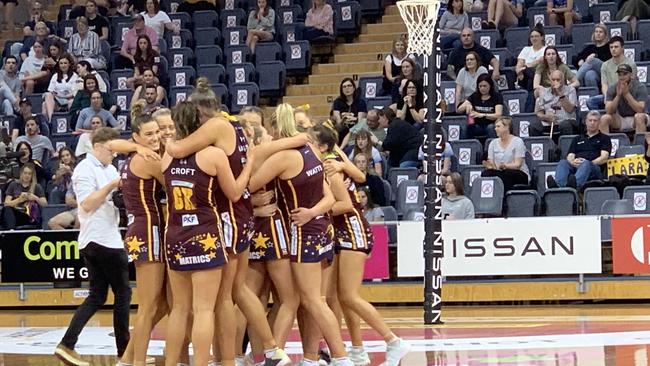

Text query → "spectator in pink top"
[303,0,333,40]
[116,14,159,69]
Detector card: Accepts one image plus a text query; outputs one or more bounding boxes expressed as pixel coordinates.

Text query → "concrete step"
[283,94,338,106]
[382,14,404,23]
[334,52,387,63]
[286,83,341,95]
[362,22,406,34]
[335,41,393,54]
[308,71,380,84]
[358,32,405,43]
[385,5,399,15]
[312,61,383,75]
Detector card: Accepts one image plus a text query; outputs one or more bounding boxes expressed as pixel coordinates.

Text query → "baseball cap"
[616,64,633,74]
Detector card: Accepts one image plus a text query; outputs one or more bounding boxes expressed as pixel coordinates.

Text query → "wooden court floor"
[1,305,650,365]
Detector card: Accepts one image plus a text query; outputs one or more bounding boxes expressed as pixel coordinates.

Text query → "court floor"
[1,305,649,365]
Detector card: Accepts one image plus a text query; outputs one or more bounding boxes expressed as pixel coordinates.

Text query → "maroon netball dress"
[163,154,228,271]
[214,121,255,255]
[120,154,165,262]
[327,154,374,255]
[249,181,290,262]
[277,145,334,263]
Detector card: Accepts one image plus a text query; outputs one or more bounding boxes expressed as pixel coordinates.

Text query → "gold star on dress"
[199,233,218,251]
[175,253,182,261]
[126,236,144,253]
[252,232,269,250]
[315,244,322,252]
[208,252,216,259]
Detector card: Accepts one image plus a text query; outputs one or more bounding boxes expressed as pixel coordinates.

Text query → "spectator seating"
[470,176,504,216]
[584,187,620,215]
[505,190,541,217]
[543,188,579,216]
[395,179,424,216]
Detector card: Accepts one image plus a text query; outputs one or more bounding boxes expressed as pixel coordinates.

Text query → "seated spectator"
[303,0,334,40]
[11,98,48,143]
[533,69,578,136]
[20,21,51,61]
[138,83,163,113]
[395,80,426,127]
[383,37,417,96]
[48,186,79,230]
[0,56,21,116]
[142,0,179,38]
[29,41,65,94]
[516,25,546,91]
[2,163,48,229]
[391,58,421,103]
[533,45,579,98]
[70,74,115,125]
[14,142,48,188]
[447,28,500,82]
[547,0,580,38]
[331,77,368,138]
[23,1,56,37]
[75,91,118,131]
[47,146,76,204]
[132,71,166,108]
[381,107,423,167]
[76,115,104,157]
[457,74,503,138]
[43,54,79,122]
[349,129,383,175]
[84,0,109,40]
[246,0,275,54]
[547,111,611,189]
[589,36,637,110]
[645,133,650,183]
[15,117,55,162]
[19,40,47,94]
[366,108,387,147]
[484,0,523,30]
[600,64,648,134]
[442,172,475,219]
[481,116,530,192]
[73,60,108,94]
[67,17,106,70]
[117,14,159,69]
[358,186,384,222]
[455,51,488,107]
[440,0,469,49]
[176,0,218,13]
[353,153,386,206]
[69,0,109,19]
[616,0,650,35]
[417,136,454,176]
[126,37,161,89]
[575,24,611,89]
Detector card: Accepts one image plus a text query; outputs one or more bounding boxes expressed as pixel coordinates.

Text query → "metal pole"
[423,28,444,325]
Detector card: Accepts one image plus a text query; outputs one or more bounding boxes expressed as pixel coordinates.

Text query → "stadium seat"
[229,82,260,114]
[274,0,295,7]
[502,90,528,115]
[470,176,504,216]
[387,167,419,198]
[380,178,391,205]
[58,4,73,21]
[283,41,310,74]
[26,94,43,115]
[459,164,484,196]
[255,42,283,66]
[193,10,219,28]
[571,23,596,51]
[523,136,556,168]
[403,210,425,221]
[543,188,578,216]
[226,62,256,86]
[558,134,577,159]
[278,5,304,25]
[41,204,71,230]
[491,48,512,68]
[504,27,532,51]
[637,20,650,46]
[51,113,71,134]
[210,83,229,106]
[57,19,77,39]
[623,40,644,62]
[584,186,619,215]
[170,66,196,87]
[223,26,248,47]
[466,11,487,31]
[167,47,194,67]
[333,1,361,39]
[366,96,392,111]
[115,111,130,130]
[535,162,559,196]
[450,139,483,166]
[220,8,248,30]
[165,29,193,49]
[221,0,249,10]
[225,44,252,65]
[395,179,424,216]
[608,133,631,157]
[110,69,134,91]
[379,206,398,245]
[441,80,456,113]
[623,186,650,214]
[601,199,635,241]
[589,2,617,24]
[616,145,645,156]
[279,22,305,43]
[577,87,600,112]
[441,116,466,142]
[604,21,630,40]
[526,6,547,27]
[257,61,286,97]
[194,27,221,46]
[169,12,192,30]
[112,90,133,112]
[474,29,498,49]
[197,64,226,85]
[555,44,574,65]
[170,86,195,105]
[505,190,540,217]
[50,133,77,152]
[510,113,538,138]
[196,45,224,66]
[359,0,382,17]
[358,76,385,99]
[110,21,133,48]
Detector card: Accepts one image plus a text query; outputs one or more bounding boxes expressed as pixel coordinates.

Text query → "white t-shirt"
[19,56,45,77]
[75,132,93,157]
[517,45,546,66]
[48,73,80,104]
[142,11,172,38]
[488,136,530,179]
[384,53,417,67]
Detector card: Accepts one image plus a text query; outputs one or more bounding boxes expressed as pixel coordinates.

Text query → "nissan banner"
[397,217,602,277]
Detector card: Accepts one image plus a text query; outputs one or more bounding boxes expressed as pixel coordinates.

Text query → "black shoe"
[546,175,558,189]
[567,175,577,189]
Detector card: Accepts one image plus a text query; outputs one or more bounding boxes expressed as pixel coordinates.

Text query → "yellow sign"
[607,155,649,177]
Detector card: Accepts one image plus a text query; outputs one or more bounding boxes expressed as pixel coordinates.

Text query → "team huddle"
[53,77,411,366]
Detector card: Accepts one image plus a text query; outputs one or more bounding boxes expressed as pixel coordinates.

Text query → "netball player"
[249,103,353,366]
[162,101,253,366]
[165,79,289,366]
[313,124,412,366]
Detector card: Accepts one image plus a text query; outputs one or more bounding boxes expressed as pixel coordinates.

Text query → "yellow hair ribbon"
[221,111,237,121]
[296,104,310,110]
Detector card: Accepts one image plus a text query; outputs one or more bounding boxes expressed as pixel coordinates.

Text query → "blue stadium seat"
[365,96,392,111]
[221,0,249,11]
[170,66,197,87]
[589,2,617,24]
[541,25,565,46]
[604,21,630,40]
[279,23,305,43]
[220,9,248,30]
[502,90,528,115]
[577,86,600,112]
[257,61,286,97]
[282,41,310,73]
[637,20,650,47]
[274,0,295,8]
[450,139,483,166]
[491,48,512,68]
[113,90,134,112]
[358,76,385,99]
[51,113,71,134]
[571,23,596,51]
[223,26,248,47]
[504,27,531,51]
[442,115,467,142]
[624,40,644,62]
[333,1,361,38]
[170,86,195,105]
[167,47,195,67]
[57,19,77,39]
[226,62,256,86]
[193,10,219,28]
[379,206,398,245]
[169,12,192,30]
[229,82,260,114]
[164,29,193,49]
[511,113,538,138]
[441,80,456,113]
[197,64,226,84]
[196,45,224,66]
[387,167,418,198]
[26,94,43,115]
[523,136,556,168]
[526,6,547,27]
[41,204,71,230]
[110,69,134,91]
[224,44,251,65]
[194,27,221,46]
[466,10,487,30]
[210,83,229,106]
[58,4,73,21]
[460,164,485,197]
[50,133,77,152]
[111,21,133,48]
[609,133,631,157]
[278,5,304,25]
[359,0,382,17]
[474,29,498,49]
[255,42,282,66]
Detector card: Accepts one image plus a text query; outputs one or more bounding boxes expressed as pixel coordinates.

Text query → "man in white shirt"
[54,127,130,366]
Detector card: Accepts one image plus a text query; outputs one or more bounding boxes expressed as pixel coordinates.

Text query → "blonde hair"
[495,116,512,133]
[152,107,171,119]
[592,23,610,44]
[130,99,155,134]
[270,103,298,138]
[189,77,220,118]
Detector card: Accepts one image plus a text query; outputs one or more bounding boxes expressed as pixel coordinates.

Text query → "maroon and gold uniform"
[249,181,290,261]
[277,145,334,263]
[163,155,228,271]
[120,155,164,262]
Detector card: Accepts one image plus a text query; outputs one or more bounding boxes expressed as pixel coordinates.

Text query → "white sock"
[387,337,400,346]
[301,359,319,366]
[264,347,278,358]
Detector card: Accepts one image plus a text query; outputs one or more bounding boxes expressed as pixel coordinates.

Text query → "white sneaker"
[330,357,354,366]
[236,356,246,366]
[348,347,371,366]
[299,359,319,366]
[380,338,411,366]
[207,361,220,366]
[264,348,292,366]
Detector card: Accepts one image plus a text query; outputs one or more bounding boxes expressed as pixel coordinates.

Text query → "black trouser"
[60,242,131,357]
[2,206,35,229]
[482,168,529,192]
